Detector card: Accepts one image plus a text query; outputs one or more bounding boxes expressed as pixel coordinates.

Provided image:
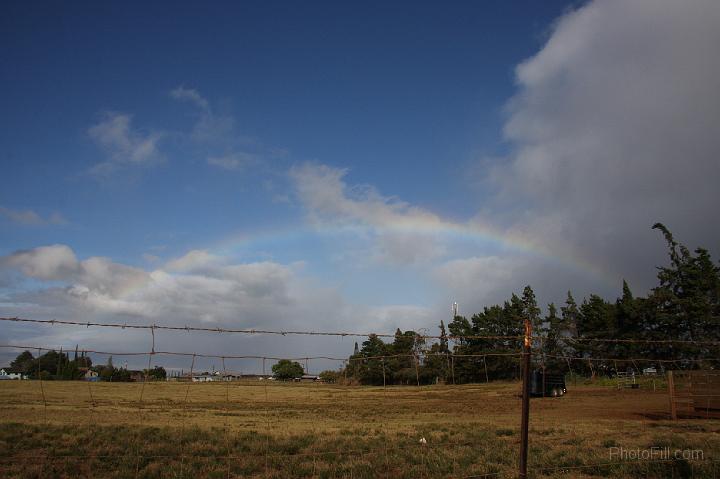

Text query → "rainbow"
[203,217,615,287]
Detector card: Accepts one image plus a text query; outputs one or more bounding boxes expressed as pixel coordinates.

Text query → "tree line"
[10,348,167,381]
[333,224,720,385]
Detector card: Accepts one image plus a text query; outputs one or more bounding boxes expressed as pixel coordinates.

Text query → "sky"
[1,0,719,372]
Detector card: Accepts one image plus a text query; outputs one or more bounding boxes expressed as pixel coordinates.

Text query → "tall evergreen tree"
[541,303,567,371]
[521,286,542,368]
[355,334,388,385]
[438,320,449,353]
[650,223,720,363]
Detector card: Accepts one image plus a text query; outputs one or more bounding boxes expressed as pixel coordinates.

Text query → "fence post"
[382,358,386,388]
[483,355,489,384]
[668,371,677,420]
[414,354,420,387]
[519,318,532,479]
[451,354,455,385]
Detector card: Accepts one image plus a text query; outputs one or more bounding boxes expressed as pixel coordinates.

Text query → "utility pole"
[519,316,532,479]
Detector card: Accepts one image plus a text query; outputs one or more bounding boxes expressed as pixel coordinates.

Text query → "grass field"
[0,379,718,478]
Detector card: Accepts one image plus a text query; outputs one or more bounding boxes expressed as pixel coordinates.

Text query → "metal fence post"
[519,318,532,479]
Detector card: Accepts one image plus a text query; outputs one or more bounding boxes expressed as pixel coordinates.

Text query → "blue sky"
[1,1,570,258]
[2,0,719,366]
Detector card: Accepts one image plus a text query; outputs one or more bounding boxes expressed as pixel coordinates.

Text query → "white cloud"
[1,244,80,280]
[0,245,441,367]
[289,163,447,265]
[433,256,526,312]
[164,249,222,273]
[170,86,265,174]
[0,243,449,370]
[170,86,209,111]
[87,112,163,174]
[0,206,66,226]
[483,0,720,292]
[289,163,438,227]
[0,245,297,325]
[366,304,436,333]
[169,86,235,144]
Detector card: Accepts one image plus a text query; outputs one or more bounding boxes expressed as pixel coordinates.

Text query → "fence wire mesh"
[0,317,718,478]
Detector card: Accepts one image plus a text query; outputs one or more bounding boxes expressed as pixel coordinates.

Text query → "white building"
[0,367,28,380]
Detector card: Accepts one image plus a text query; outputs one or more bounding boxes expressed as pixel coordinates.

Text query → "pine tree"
[439,320,448,353]
[356,334,388,385]
[651,223,720,363]
[521,286,542,367]
[542,303,566,371]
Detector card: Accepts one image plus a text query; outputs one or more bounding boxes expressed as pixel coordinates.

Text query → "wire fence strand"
[2,318,719,479]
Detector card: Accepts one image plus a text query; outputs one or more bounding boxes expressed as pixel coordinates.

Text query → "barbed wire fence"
[0,316,719,478]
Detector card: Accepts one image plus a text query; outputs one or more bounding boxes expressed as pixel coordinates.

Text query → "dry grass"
[0,380,718,478]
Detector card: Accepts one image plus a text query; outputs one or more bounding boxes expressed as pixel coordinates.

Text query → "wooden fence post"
[668,371,677,420]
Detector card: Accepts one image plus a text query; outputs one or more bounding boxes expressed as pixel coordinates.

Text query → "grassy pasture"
[0,380,718,478]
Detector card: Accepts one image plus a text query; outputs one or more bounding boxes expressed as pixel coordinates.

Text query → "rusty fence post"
[519,318,532,479]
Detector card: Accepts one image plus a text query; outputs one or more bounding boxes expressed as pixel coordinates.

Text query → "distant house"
[218,371,244,381]
[0,367,27,380]
[171,372,273,382]
[80,368,99,380]
[191,373,215,382]
[217,371,276,381]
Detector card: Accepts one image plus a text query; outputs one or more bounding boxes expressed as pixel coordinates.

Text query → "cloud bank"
[0,245,432,369]
[487,0,720,291]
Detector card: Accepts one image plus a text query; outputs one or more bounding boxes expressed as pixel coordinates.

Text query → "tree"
[421,320,451,384]
[438,320,449,353]
[10,351,35,375]
[560,292,579,339]
[388,330,420,385]
[272,360,304,380]
[355,334,389,385]
[37,350,67,378]
[558,291,580,369]
[541,303,567,371]
[446,294,524,383]
[145,366,167,381]
[522,285,542,333]
[522,285,542,367]
[319,370,342,383]
[651,223,720,355]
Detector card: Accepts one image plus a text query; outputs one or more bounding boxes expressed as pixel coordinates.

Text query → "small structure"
[296,374,320,382]
[529,370,566,397]
[191,372,215,382]
[668,370,720,419]
[218,371,244,381]
[616,371,637,389]
[79,367,99,381]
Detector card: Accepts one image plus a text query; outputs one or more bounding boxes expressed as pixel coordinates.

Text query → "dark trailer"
[529,370,566,397]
